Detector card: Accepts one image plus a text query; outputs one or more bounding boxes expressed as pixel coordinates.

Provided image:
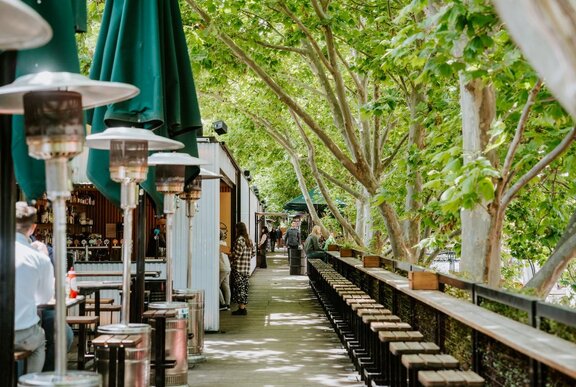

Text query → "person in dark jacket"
[304,225,328,261]
[269,227,278,252]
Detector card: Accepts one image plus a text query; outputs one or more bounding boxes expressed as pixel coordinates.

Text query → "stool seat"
[14,350,32,361]
[402,354,459,370]
[92,334,142,348]
[354,305,388,313]
[142,309,176,319]
[66,315,100,325]
[85,304,121,313]
[418,370,485,386]
[85,298,114,305]
[365,315,401,326]
[379,330,424,342]
[390,341,440,355]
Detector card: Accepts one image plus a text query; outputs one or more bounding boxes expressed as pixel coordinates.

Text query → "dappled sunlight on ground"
[188,252,363,386]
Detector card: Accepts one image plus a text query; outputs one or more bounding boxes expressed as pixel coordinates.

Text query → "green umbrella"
[11,0,83,200]
[284,187,346,213]
[87,0,202,209]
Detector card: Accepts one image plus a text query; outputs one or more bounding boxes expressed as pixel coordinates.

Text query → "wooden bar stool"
[13,351,32,386]
[66,315,100,370]
[418,370,485,386]
[142,309,177,387]
[390,342,441,387]
[401,354,459,387]
[92,334,143,387]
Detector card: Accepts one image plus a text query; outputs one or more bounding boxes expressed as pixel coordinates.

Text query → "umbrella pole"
[45,158,71,377]
[186,199,196,288]
[120,181,137,326]
[164,193,176,302]
[0,50,16,387]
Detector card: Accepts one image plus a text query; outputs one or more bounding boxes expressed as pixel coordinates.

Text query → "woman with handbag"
[230,222,255,315]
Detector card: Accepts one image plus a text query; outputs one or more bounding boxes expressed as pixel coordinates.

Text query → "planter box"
[408,271,438,290]
[339,248,357,257]
[326,244,340,252]
[363,255,380,268]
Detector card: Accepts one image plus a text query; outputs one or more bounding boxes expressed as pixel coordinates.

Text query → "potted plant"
[339,242,358,257]
[326,244,340,251]
[362,255,380,268]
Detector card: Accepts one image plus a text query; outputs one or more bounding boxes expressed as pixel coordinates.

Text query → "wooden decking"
[188,251,363,386]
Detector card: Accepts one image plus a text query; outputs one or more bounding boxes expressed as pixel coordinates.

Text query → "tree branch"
[315,4,373,181]
[501,79,543,189]
[277,3,333,72]
[379,131,409,175]
[319,170,363,200]
[301,40,349,146]
[502,126,576,208]
[291,109,363,245]
[252,39,307,54]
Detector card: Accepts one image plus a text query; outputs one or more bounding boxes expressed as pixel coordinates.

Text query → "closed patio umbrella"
[87,0,203,209]
[11,0,84,200]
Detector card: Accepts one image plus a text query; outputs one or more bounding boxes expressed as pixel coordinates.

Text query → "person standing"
[230,222,255,315]
[258,227,269,268]
[269,227,278,252]
[276,228,283,248]
[283,221,301,261]
[219,230,231,310]
[14,202,55,373]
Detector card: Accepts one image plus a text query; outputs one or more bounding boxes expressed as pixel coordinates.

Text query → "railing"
[325,252,576,386]
[376,254,576,333]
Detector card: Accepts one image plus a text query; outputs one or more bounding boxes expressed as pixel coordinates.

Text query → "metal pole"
[120,181,137,325]
[134,190,146,323]
[186,199,196,288]
[164,193,176,302]
[0,49,16,387]
[45,157,71,377]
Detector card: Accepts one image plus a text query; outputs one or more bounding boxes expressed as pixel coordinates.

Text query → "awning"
[283,187,345,213]
[87,0,202,209]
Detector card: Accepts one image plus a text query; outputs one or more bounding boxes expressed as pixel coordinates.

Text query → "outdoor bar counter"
[323,251,576,383]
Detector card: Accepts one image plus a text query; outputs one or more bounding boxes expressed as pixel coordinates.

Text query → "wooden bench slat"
[66,316,100,325]
[436,370,466,383]
[85,298,114,305]
[92,335,113,346]
[461,370,485,385]
[84,304,121,312]
[418,370,447,386]
[121,335,143,346]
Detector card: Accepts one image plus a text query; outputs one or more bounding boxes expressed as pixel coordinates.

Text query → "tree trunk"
[289,156,323,228]
[404,90,425,262]
[459,76,496,282]
[525,209,576,297]
[377,202,410,261]
[485,204,505,287]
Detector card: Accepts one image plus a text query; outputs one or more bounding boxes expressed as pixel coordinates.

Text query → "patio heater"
[0,72,138,386]
[85,128,183,386]
[0,0,52,50]
[0,3,51,387]
[176,167,219,364]
[147,152,207,386]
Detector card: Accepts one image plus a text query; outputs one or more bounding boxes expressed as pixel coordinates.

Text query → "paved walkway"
[188,251,363,386]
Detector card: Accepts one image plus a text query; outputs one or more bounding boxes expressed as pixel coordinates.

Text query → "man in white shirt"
[14,202,55,373]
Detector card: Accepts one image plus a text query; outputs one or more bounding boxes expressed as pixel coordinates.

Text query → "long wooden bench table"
[328,253,576,380]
